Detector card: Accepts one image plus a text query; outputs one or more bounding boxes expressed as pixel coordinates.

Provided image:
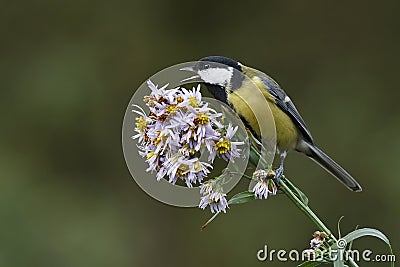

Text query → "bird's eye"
[204,64,210,69]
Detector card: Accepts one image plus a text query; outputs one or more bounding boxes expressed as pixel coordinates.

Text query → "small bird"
[181,56,362,192]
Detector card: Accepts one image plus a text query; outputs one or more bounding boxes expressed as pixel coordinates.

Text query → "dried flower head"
[251,169,278,199]
[199,180,228,213]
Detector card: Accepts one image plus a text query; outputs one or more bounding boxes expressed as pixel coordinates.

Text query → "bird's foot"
[274,166,284,185]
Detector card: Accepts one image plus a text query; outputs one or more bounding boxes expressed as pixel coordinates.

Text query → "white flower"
[131,105,152,144]
[199,180,229,213]
[213,124,244,161]
[181,85,203,108]
[190,160,212,184]
[252,169,278,199]
[179,104,221,150]
[146,80,171,103]
[200,181,214,195]
[199,190,228,213]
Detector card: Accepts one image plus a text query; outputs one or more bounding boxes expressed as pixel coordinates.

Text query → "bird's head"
[181,56,242,86]
[181,56,243,103]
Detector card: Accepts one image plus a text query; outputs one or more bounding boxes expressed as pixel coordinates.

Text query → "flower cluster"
[132,80,244,192]
[199,180,228,213]
[251,169,278,199]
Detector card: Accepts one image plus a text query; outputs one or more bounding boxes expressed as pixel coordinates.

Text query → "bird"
[180,56,362,192]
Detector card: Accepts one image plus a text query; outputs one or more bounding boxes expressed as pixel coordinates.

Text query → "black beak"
[180,66,203,83]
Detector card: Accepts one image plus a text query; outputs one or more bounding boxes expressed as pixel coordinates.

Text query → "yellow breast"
[227,76,299,151]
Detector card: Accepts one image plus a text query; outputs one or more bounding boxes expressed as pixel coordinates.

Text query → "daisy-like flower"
[183,104,222,150]
[199,181,228,213]
[145,80,173,105]
[199,181,214,195]
[181,85,203,108]
[138,145,161,173]
[214,124,244,161]
[252,169,278,199]
[190,160,212,184]
[163,153,193,185]
[131,105,152,144]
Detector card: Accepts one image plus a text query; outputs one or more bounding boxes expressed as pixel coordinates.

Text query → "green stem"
[249,144,359,267]
[250,144,269,166]
[279,179,332,238]
[281,179,359,267]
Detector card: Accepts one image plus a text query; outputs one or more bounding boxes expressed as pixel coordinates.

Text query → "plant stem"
[279,180,333,237]
[249,144,359,267]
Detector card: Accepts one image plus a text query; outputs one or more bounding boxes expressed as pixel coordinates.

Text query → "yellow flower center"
[154,136,162,146]
[216,139,231,154]
[194,161,201,171]
[194,113,210,125]
[166,105,178,115]
[189,97,198,108]
[176,164,189,177]
[135,116,147,132]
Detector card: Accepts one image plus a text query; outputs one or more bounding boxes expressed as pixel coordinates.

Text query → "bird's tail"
[304,143,362,192]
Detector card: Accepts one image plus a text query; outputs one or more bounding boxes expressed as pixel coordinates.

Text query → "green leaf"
[228,191,256,205]
[298,260,329,267]
[348,225,359,251]
[282,177,309,206]
[337,216,344,239]
[331,228,393,267]
[331,228,392,250]
[249,146,261,167]
[249,143,269,168]
[333,256,345,267]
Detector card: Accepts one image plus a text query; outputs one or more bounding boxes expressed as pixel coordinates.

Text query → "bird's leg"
[275,151,287,184]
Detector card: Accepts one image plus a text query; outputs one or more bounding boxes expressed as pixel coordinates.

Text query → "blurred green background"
[1,1,399,266]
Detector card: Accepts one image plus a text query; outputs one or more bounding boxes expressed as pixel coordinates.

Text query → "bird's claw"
[274,166,284,185]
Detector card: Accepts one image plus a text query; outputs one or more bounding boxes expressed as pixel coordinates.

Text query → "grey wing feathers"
[258,75,314,144]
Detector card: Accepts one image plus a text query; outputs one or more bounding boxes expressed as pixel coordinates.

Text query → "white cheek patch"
[199,67,233,85]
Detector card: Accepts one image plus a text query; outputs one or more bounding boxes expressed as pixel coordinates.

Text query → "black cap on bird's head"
[199,56,242,72]
[180,56,243,103]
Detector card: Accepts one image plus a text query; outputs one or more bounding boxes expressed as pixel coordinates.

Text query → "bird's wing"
[258,75,314,144]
